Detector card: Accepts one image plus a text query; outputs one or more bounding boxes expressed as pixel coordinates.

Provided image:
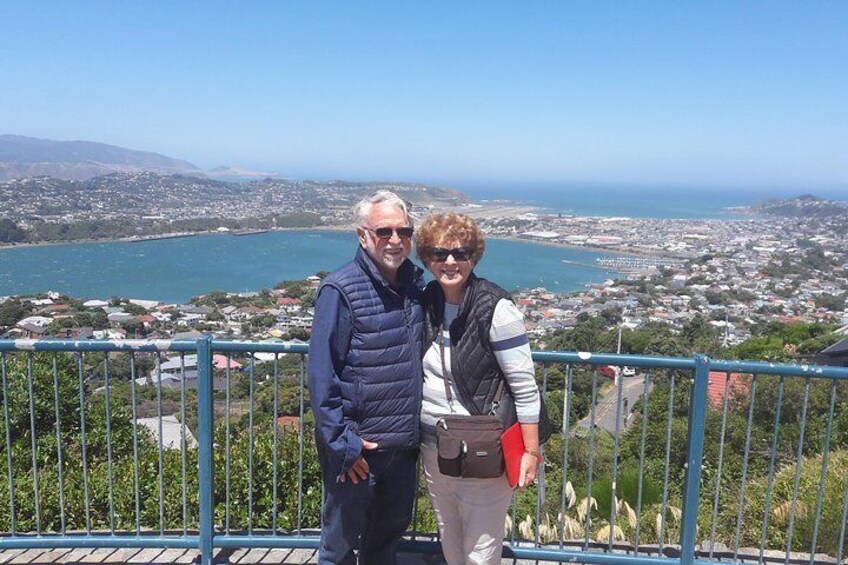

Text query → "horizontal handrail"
[4,338,847,379]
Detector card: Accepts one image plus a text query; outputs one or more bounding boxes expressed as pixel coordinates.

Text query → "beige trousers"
[421,444,514,565]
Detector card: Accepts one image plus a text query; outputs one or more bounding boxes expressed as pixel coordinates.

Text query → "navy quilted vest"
[320,247,424,449]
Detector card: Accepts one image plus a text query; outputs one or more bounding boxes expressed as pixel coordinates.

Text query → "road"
[577,374,647,433]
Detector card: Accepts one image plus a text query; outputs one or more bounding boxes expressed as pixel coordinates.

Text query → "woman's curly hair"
[415,212,486,266]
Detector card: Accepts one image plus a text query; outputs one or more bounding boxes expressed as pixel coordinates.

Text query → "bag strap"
[439,333,456,413]
[440,331,508,416]
[490,378,506,416]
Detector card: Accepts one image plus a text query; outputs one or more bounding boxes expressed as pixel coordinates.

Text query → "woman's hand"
[517,451,540,488]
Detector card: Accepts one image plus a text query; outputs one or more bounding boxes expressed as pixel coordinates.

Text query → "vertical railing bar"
[410,458,420,541]
[52,353,67,534]
[583,368,599,551]
[321,477,326,535]
[733,374,759,560]
[78,353,92,533]
[808,379,838,564]
[103,353,116,534]
[658,372,676,551]
[130,353,142,535]
[608,365,625,552]
[634,371,651,555]
[784,377,811,565]
[533,364,548,549]
[680,356,711,565]
[157,351,165,535]
[225,354,232,534]
[27,352,42,533]
[507,489,516,545]
[709,370,733,559]
[836,474,848,564]
[197,336,214,565]
[272,353,280,533]
[510,492,517,545]
[1,352,16,535]
[758,376,785,564]
[180,353,188,535]
[559,364,573,550]
[297,355,306,534]
[247,351,255,534]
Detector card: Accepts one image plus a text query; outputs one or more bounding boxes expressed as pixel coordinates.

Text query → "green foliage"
[591,467,661,519]
[0,219,27,243]
[735,322,841,362]
[0,351,323,533]
[273,279,318,308]
[714,450,848,557]
[816,292,846,312]
[0,299,31,327]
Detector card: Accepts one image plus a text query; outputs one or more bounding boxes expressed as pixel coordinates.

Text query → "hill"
[752,194,848,218]
[0,172,470,243]
[0,134,202,181]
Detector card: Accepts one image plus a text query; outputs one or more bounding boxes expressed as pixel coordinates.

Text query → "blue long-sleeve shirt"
[307,285,362,479]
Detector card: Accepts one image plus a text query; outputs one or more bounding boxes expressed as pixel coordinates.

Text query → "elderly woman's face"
[426,238,474,300]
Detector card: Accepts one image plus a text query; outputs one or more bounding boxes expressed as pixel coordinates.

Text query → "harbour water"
[0,230,621,303]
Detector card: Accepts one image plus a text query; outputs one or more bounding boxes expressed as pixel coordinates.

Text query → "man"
[308,190,424,565]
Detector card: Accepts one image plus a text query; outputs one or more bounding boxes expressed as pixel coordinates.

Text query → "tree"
[0,219,27,243]
[0,299,29,326]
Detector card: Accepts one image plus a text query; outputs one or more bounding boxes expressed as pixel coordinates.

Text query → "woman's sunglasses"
[425,246,474,262]
[365,226,414,240]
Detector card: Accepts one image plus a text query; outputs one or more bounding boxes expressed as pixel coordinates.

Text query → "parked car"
[597,365,619,380]
[622,366,636,377]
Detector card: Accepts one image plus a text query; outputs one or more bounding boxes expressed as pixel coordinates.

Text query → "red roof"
[276,416,300,430]
[277,297,302,306]
[212,354,243,370]
[708,371,750,409]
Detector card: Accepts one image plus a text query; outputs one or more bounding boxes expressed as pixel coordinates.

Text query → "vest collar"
[427,272,481,331]
[354,246,422,294]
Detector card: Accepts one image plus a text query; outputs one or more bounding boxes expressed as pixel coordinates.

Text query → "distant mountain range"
[0,134,204,181]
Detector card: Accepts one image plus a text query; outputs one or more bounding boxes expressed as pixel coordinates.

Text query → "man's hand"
[339,440,379,484]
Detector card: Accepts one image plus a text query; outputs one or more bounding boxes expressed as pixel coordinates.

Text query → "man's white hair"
[352,190,413,227]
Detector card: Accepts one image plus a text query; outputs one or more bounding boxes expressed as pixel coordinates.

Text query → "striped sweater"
[420,299,540,445]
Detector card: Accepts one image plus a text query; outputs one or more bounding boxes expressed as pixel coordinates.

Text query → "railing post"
[680,354,710,565]
[197,336,214,565]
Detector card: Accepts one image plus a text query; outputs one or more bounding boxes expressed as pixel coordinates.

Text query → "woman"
[416,212,542,565]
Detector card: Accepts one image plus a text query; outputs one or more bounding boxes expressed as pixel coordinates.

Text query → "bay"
[0,230,619,303]
[454,183,848,219]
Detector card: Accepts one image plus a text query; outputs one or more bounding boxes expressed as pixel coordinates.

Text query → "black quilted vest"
[422,273,511,415]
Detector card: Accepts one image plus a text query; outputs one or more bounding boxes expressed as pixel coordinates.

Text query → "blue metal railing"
[0,338,847,565]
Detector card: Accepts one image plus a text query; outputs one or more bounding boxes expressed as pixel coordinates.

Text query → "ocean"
[453,183,848,219]
[0,231,620,303]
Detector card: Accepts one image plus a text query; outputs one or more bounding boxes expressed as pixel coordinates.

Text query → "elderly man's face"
[357,202,412,278]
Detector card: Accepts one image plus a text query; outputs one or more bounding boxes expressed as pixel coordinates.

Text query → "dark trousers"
[318,448,418,565]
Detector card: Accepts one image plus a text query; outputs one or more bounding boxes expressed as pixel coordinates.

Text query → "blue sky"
[1,2,846,191]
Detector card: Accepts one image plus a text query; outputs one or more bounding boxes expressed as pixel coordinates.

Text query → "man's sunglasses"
[365,226,414,240]
[425,246,474,262]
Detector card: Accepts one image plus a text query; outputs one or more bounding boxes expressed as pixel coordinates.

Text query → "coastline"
[0,225,349,252]
[490,234,677,259]
[0,225,678,261]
